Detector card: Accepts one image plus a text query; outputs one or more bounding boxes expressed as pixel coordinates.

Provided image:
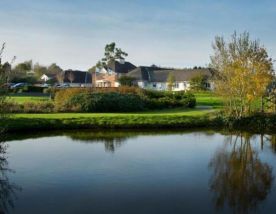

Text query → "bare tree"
[167,72,175,91]
[0,43,15,119]
[56,71,65,84]
[67,71,75,84]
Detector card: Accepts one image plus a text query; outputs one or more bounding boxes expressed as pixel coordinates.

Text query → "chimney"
[119,58,125,64]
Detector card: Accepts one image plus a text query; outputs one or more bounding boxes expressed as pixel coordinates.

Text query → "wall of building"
[67,83,92,87]
[137,81,214,91]
[95,73,118,87]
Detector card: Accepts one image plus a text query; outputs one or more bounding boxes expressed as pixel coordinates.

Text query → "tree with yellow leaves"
[210,32,274,118]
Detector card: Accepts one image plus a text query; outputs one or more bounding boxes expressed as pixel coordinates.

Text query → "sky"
[0,0,275,70]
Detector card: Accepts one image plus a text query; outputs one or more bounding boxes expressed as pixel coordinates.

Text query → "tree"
[14,60,32,72]
[67,71,75,84]
[0,43,10,118]
[56,71,65,84]
[33,63,47,79]
[88,65,97,73]
[190,74,208,91]
[210,32,274,118]
[100,42,128,66]
[0,56,21,212]
[47,63,63,75]
[118,76,135,86]
[167,72,175,91]
[10,60,32,81]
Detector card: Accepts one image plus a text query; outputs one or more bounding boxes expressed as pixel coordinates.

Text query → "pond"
[1,130,276,214]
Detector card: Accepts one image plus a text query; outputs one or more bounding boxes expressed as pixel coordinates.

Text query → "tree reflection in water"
[0,132,20,214]
[68,131,129,153]
[209,134,274,214]
[267,135,276,153]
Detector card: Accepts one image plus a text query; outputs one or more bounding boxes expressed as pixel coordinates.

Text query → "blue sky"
[0,0,275,70]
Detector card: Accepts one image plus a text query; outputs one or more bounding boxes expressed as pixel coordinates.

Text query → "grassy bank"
[8,94,51,104]
[2,91,227,132]
[194,92,223,108]
[2,98,275,133]
[2,108,220,132]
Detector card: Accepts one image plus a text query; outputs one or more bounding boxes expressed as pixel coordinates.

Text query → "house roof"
[126,66,168,81]
[106,60,136,74]
[64,70,92,84]
[127,67,213,82]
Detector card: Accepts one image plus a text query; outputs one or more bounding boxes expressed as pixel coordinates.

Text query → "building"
[126,67,214,91]
[41,74,51,82]
[40,70,92,87]
[95,59,136,87]
[64,70,92,87]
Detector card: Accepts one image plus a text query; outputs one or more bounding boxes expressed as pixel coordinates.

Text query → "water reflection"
[5,130,214,153]
[209,133,274,213]
[0,133,20,214]
[3,130,276,213]
[68,131,131,152]
[266,135,276,153]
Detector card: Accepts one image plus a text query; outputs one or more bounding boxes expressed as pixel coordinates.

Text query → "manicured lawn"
[8,95,51,104]
[2,91,223,132]
[14,108,213,119]
[194,92,223,108]
[2,108,219,132]
[8,92,223,108]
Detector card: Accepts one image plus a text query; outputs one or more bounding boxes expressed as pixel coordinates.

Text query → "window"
[174,83,179,88]
[153,83,157,88]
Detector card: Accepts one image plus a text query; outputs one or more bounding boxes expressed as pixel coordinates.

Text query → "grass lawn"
[2,91,223,132]
[8,91,223,107]
[3,108,218,132]
[14,107,213,119]
[194,92,223,108]
[8,95,51,104]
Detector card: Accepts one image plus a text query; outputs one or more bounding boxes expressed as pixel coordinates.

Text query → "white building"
[41,74,51,82]
[126,66,214,91]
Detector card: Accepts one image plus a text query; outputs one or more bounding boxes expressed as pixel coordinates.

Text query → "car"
[41,83,50,88]
[62,83,70,88]
[56,83,70,88]
[10,83,29,89]
[3,83,15,89]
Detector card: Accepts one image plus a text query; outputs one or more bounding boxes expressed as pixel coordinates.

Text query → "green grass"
[14,108,212,119]
[8,92,223,107]
[8,95,51,104]
[2,108,219,132]
[2,91,223,132]
[194,92,223,108]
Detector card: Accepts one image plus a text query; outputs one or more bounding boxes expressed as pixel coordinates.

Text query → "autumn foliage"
[210,32,274,118]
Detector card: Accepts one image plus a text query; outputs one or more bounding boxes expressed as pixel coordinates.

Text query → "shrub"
[68,92,145,112]
[54,87,142,111]
[43,88,51,94]
[143,91,196,109]
[23,102,54,113]
[1,101,54,113]
[142,90,165,99]
[54,88,90,111]
[180,93,196,108]
[0,102,23,113]
[54,87,196,113]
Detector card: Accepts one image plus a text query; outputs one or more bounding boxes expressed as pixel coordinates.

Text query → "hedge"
[54,87,196,113]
